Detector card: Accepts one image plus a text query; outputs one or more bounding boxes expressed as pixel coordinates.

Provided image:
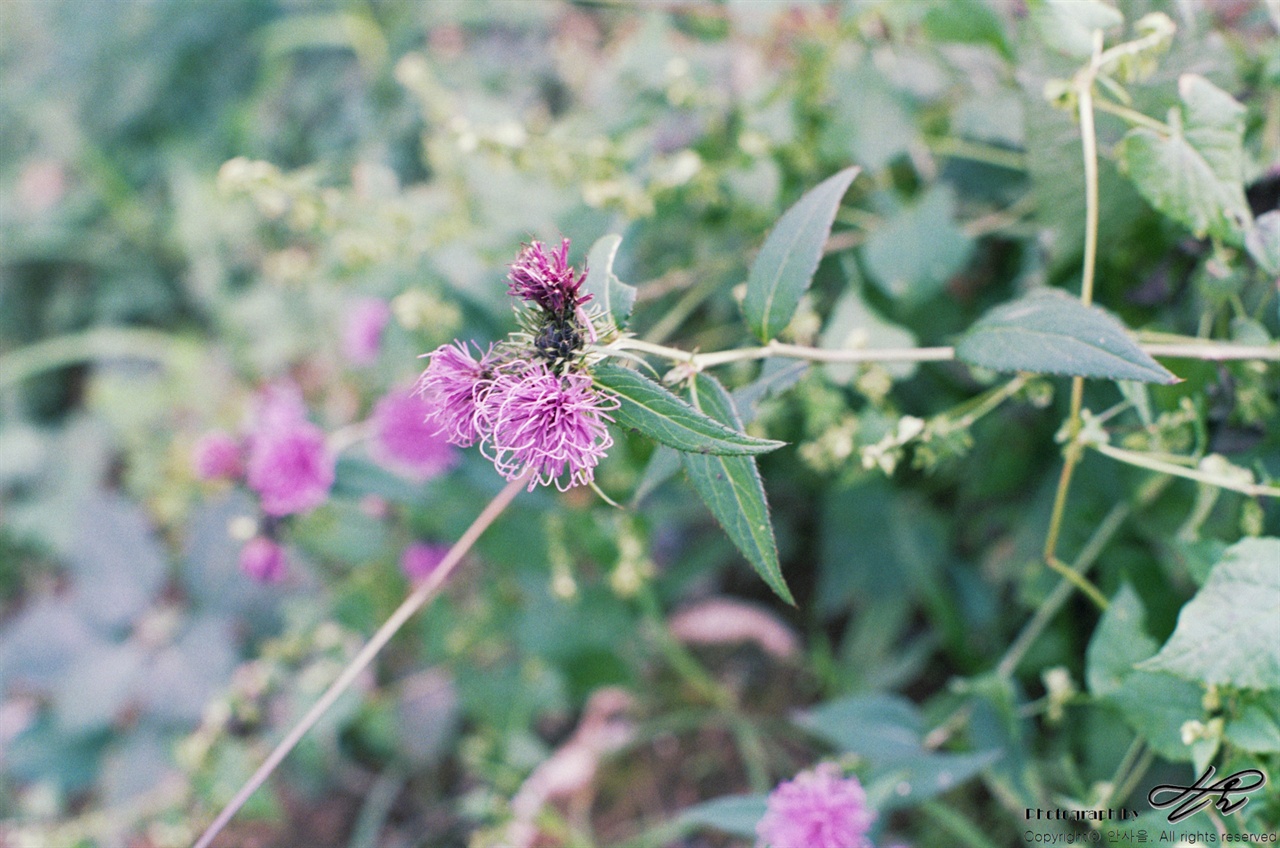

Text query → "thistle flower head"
[507,238,590,316]
[756,764,876,848]
[482,361,617,491]
[370,387,458,480]
[416,341,499,448]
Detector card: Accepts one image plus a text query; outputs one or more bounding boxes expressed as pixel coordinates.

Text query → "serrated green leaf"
[743,167,860,341]
[862,185,975,304]
[593,365,786,456]
[1139,538,1280,691]
[1087,583,1159,699]
[1246,210,1280,275]
[955,289,1178,384]
[682,374,790,603]
[583,234,637,330]
[1031,0,1123,58]
[1118,74,1251,245]
[923,0,1010,58]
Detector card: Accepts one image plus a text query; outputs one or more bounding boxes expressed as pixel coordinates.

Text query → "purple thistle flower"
[416,341,498,448]
[756,764,876,848]
[192,430,243,481]
[400,542,450,582]
[240,536,287,583]
[507,238,591,316]
[342,297,392,366]
[370,387,458,480]
[481,361,617,491]
[245,386,336,516]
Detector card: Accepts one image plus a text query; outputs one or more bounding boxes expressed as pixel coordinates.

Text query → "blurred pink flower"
[400,542,450,582]
[756,764,875,848]
[416,341,498,448]
[246,384,335,516]
[240,537,287,583]
[343,298,391,366]
[482,362,617,491]
[192,431,243,481]
[370,388,458,480]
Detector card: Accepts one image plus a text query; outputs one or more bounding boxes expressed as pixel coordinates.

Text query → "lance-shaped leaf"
[682,374,791,603]
[1118,74,1251,245]
[955,289,1177,384]
[594,365,785,456]
[582,234,637,330]
[743,166,860,342]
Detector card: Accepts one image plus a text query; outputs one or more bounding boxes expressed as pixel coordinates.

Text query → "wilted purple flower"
[192,431,243,481]
[416,341,498,448]
[343,298,392,366]
[245,387,335,516]
[507,238,590,316]
[370,388,458,480]
[482,362,617,491]
[756,764,876,848]
[401,542,450,582]
[240,537,287,583]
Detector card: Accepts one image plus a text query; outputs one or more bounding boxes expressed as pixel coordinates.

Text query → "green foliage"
[681,373,789,603]
[594,365,786,456]
[1,0,1277,845]
[1118,74,1252,244]
[1141,538,1280,691]
[955,290,1178,383]
[742,167,859,342]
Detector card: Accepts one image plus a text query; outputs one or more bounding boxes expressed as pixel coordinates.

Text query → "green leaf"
[1246,209,1280,275]
[923,0,1010,58]
[1139,538,1280,691]
[582,234,637,330]
[593,365,786,456]
[1087,583,1158,699]
[954,289,1178,384]
[1030,0,1123,58]
[1224,695,1280,754]
[795,692,925,761]
[869,749,1002,811]
[681,374,790,603]
[1118,74,1251,245]
[1108,669,1204,761]
[679,794,767,838]
[742,166,860,341]
[862,185,975,304]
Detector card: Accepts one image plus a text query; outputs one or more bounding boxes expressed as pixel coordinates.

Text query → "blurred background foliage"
[0,1,1277,847]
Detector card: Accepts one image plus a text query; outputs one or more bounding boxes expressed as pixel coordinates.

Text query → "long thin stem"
[603,336,1280,371]
[1041,33,1106,603]
[1092,442,1280,498]
[190,472,531,848]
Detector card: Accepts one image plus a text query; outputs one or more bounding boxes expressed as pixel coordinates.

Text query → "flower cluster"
[417,239,617,491]
[756,764,876,848]
[190,381,337,583]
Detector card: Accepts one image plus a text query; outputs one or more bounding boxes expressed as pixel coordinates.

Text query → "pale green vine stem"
[1092,442,1280,498]
[1040,31,1108,609]
[0,326,182,391]
[604,337,1280,371]
[190,471,532,848]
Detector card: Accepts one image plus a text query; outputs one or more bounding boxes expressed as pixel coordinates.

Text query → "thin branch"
[191,472,532,848]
